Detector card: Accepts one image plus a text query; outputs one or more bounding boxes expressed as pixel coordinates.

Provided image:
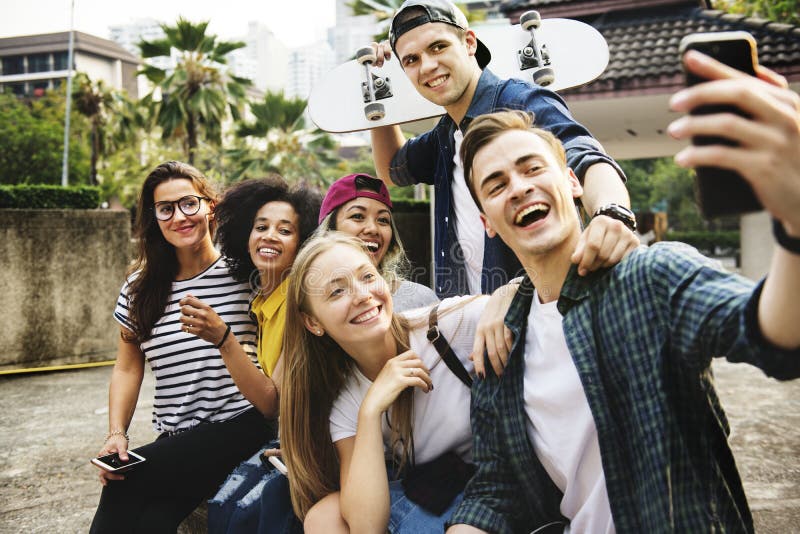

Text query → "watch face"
[597,204,636,231]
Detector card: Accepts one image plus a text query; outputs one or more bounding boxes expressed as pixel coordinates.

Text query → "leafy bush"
[0,184,100,209]
[666,230,740,254]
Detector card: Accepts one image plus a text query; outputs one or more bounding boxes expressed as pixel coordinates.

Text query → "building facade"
[0,31,139,98]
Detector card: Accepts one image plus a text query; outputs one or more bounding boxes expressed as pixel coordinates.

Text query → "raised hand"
[571,215,640,276]
[360,350,432,417]
[179,294,229,347]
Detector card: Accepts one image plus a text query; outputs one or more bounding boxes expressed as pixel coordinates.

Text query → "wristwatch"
[592,203,637,232]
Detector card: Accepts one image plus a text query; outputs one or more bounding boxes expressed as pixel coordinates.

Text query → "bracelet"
[105,429,129,443]
[216,324,232,348]
[772,219,800,255]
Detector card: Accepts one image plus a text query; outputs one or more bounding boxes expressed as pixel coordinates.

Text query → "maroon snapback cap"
[318,174,393,224]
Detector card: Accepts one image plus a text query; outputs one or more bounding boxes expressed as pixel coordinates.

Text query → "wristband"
[216,324,232,348]
[105,429,129,443]
[772,219,800,255]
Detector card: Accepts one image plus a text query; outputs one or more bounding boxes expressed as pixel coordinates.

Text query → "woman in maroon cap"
[317,173,438,312]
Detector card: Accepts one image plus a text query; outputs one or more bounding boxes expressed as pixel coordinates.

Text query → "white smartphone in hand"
[91,451,146,473]
[268,455,288,476]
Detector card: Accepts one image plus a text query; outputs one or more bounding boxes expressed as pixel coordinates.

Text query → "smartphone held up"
[679,31,761,218]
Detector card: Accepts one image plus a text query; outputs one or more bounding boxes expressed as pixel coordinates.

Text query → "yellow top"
[251,276,290,377]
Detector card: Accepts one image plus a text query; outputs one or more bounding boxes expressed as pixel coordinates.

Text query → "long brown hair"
[125,161,218,344]
[280,233,414,519]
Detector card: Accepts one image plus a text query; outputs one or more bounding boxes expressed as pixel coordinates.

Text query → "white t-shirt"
[114,257,258,434]
[452,129,485,295]
[329,295,486,464]
[523,291,615,534]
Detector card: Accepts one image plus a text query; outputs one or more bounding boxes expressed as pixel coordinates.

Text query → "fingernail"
[669,90,688,110]
[674,149,690,167]
[667,117,687,138]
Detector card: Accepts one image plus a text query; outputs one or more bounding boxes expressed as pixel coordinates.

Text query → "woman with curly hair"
[181,175,321,414]
[180,176,320,534]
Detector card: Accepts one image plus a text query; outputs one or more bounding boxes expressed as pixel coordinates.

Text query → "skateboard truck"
[518,11,555,87]
[356,46,392,121]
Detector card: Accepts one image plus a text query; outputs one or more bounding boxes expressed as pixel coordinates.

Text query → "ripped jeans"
[208,439,301,534]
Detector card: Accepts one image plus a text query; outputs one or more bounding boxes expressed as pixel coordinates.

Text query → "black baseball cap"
[389,0,491,69]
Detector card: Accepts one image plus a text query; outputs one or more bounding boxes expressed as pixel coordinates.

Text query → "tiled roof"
[501,2,800,96]
[594,6,800,84]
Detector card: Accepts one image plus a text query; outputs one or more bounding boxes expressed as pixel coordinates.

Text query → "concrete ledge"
[0,209,130,371]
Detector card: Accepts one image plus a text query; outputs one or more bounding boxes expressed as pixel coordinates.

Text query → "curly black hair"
[215,175,322,283]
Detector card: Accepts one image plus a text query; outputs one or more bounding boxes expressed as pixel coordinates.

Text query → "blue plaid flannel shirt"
[448,242,800,533]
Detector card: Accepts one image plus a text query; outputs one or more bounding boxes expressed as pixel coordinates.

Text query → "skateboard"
[308,11,609,133]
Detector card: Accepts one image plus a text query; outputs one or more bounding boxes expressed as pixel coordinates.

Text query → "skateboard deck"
[308,13,609,133]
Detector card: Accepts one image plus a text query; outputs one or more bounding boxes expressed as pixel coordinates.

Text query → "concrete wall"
[740,211,774,281]
[0,210,130,371]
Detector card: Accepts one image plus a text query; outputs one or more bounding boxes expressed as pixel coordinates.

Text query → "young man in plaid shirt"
[446,52,800,533]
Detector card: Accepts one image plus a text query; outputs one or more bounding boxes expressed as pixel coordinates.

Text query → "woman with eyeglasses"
[90,161,273,534]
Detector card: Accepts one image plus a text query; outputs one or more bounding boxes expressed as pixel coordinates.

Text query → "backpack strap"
[427,305,473,388]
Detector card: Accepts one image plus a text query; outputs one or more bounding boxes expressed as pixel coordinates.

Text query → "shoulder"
[435,295,489,338]
[393,281,439,313]
[623,242,719,274]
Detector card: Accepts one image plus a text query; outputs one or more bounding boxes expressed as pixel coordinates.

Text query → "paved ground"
[1,361,798,533]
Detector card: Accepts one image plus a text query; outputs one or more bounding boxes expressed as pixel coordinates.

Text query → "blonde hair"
[280,233,415,519]
[315,209,410,290]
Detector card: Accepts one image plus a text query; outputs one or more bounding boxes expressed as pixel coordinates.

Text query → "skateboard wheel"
[520,11,542,31]
[356,46,377,65]
[365,102,385,121]
[533,67,555,86]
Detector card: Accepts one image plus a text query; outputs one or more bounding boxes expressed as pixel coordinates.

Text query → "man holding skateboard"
[444,54,800,533]
[370,0,637,298]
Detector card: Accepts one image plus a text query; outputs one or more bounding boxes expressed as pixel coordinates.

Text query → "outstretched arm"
[95,330,145,485]
[669,50,800,350]
[371,126,407,184]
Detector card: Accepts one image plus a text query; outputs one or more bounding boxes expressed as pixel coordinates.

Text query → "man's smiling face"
[394,22,478,109]
[472,129,583,258]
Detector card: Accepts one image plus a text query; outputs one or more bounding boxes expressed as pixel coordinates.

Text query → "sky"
[0,0,337,47]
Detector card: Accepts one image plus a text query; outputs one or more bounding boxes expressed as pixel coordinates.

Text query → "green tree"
[139,17,250,165]
[0,91,90,185]
[72,73,142,186]
[713,0,799,24]
[228,91,338,186]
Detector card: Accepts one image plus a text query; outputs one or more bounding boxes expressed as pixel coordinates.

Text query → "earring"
[316,329,323,336]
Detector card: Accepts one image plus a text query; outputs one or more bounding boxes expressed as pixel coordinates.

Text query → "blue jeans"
[207,440,300,534]
[388,478,464,533]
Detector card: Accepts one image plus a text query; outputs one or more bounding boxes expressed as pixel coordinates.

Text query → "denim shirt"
[448,243,800,533]
[390,69,625,298]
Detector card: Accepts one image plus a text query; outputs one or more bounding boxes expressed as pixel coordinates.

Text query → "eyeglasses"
[153,195,210,221]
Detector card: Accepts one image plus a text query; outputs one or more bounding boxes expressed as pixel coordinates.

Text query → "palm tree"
[138,17,250,165]
[228,91,337,186]
[72,72,142,185]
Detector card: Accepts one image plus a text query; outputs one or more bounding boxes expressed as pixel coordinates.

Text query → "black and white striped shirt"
[114,257,258,434]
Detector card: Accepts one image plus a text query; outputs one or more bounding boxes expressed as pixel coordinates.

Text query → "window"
[27,53,51,73]
[2,55,25,75]
[8,82,26,95]
[53,51,69,71]
[32,80,49,96]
